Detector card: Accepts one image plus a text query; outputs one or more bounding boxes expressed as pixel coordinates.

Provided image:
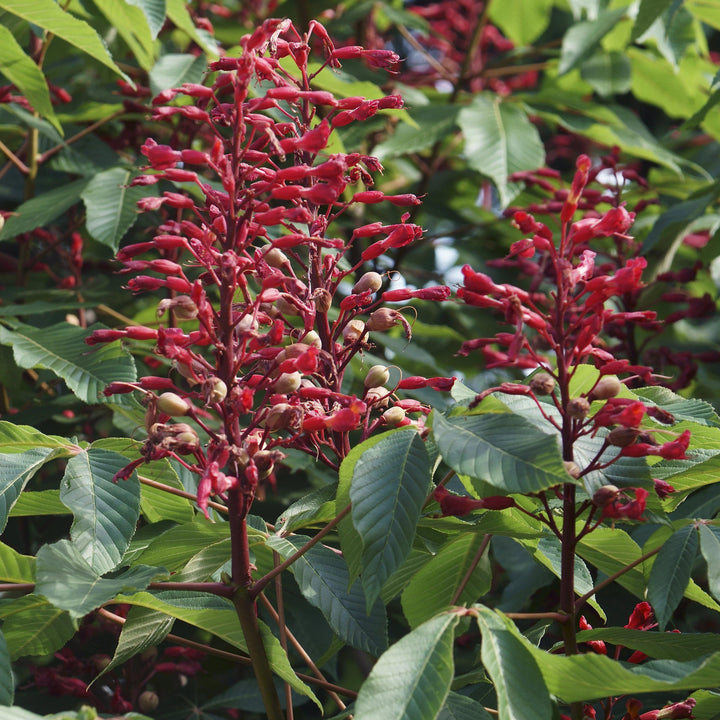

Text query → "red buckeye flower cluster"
[86,18,453,516]
[457,154,691,524]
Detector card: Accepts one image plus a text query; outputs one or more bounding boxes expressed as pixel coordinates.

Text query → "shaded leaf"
[116,590,320,708]
[475,607,553,720]
[275,484,337,534]
[0,25,60,133]
[488,0,553,46]
[164,0,218,56]
[350,428,430,609]
[439,692,494,720]
[632,0,675,41]
[375,104,460,159]
[0,542,35,583]
[81,167,157,251]
[402,533,491,627]
[0,448,68,533]
[0,630,12,706]
[458,94,544,207]
[576,627,720,662]
[647,524,698,630]
[698,524,720,602]
[96,605,174,680]
[354,613,459,720]
[0,178,90,241]
[9,490,70,519]
[149,52,207,97]
[581,51,632,97]
[432,410,570,493]
[60,447,141,575]
[0,595,75,660]
[0,322,136,404]
[558,7,629,76]
[35,540,165,619]
[267,535,388,656]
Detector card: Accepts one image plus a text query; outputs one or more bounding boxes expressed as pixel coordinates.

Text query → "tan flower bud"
[264,248,289,267]
[567,397,590,419]
[366,308,399,332]
[364,364,390,389]
[276,297,299,316]
[157,392,191,417]
[312,288,332,314]
[353,271,383,294]
[205,377,227,404]
[607,426,640,447]
[383,407,406,426]
[563,460,580,478]
[365,386,390,407]
[138,690,160,713]
[342,318,366,343]
[273,371,302,394]
[590,376,622,401]
[593,484,620,508]
[304,330,322,349]
[529,372,556,395]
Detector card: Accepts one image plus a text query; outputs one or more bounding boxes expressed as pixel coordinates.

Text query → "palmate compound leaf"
[474,607,553,720]
[60,447,141,576]
[431,410,571,494]
[353,612,460,720]
[0,321,136,404]
[349,428,431,610]
[266,535,388,656]
[35,539,166,620]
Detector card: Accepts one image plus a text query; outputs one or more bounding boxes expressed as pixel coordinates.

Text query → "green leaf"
[350,428,430,609]
[0,0,127,78]
[475,607,553,720]
[487,0,553,45]
[374,104,460,160]
[439,692,495,720]
[0,178,90,240]
[81,167,156,251]
[0,595,75,660]
[581,51,632,97]
[558,7,629,76]
[0,448,67,532]
[0,542,35,583]
[149,53,207,96]
[126,0,166,38]
[647,524,698,630]
[458,94,544,207]
[164,0,218,56]
[633,386,720,427]
[577,527,646,597]
[90,0,154,71]
[275,484,337,534]
[632,0,674,41]
[476,607,720,702]
[0,421,73,454]
[354,613,460,720]
[431,411,570,493]
[9,490,70,518]
[0,629,12,706]
[96,605,174,680]
[402,533,491,627]
[576,628,720,662]
[0,322,136,404]
[267,535,388,656]
[699,524,720,602]
[116,590,320,708]
[0,25,60,133]
[60,448,141,575]
[36,540,165,619]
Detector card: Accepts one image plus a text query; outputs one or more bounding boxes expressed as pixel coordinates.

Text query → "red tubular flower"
[602,488,648,520]
[578,616,607,655]
[434,486,514,516]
